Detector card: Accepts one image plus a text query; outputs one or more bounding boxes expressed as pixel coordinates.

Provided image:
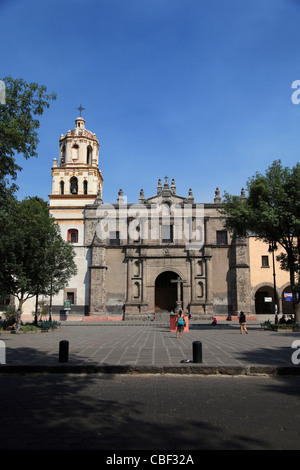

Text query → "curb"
[0,365,300,376]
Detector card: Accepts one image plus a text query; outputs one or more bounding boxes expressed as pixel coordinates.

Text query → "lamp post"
[268,241,278,324]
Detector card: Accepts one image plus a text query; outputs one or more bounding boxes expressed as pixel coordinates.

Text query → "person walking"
[176,310,185,339]
[239,311,248,334]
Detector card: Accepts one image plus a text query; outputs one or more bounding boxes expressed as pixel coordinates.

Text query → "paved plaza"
[1,319,300,375]
[1,319,300,451]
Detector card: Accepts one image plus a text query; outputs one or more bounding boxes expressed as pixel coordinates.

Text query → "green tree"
[220,160,300,321]
[0,76,56,205]
[0,197,77,321]
[41,223,78,322]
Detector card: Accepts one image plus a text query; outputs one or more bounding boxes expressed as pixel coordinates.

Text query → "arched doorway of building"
[255,285,276,315]
[155,271,179,311]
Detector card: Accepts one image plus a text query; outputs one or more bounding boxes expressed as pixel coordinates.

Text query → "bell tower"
[48,111,103,314]
[49,110,104,243]
[49,112,103,205]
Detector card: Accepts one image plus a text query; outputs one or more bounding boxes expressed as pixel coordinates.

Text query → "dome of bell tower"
[58,114,99,167]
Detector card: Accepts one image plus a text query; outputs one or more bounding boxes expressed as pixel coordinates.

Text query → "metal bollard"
[193,341,202,363]
[59,340,69,363]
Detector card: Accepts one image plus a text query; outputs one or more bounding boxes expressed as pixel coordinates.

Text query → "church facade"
[48,116,252,321]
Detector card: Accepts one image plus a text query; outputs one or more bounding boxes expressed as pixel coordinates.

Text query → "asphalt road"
[1,373,299,452]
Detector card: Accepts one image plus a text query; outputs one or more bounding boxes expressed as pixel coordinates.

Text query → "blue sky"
[1,0,300,204]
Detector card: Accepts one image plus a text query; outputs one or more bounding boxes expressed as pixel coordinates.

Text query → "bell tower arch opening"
[155,271,181,312]
[70,176,78,194]
[87,145,93,165]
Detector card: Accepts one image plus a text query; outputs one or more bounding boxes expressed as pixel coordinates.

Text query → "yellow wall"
[249,237,290,289]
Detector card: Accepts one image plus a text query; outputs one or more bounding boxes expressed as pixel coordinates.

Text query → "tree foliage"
[0,76,56,204]
[220,160,300,318]
[0,197,77,315]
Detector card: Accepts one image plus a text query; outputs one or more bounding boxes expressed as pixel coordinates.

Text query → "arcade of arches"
[254,285,293,316]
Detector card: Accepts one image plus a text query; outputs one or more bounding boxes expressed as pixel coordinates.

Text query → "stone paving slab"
[0,321,300,375]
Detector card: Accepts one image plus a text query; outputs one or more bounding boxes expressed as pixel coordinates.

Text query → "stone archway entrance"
[155,271,179,311]
[255,285,275,315]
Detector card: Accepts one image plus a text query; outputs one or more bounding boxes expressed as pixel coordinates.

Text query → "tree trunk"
[34,290,39,326]
[18,296,24,314]
[287,248,297,317]
[49,278,53,322]
[295,302,300,323]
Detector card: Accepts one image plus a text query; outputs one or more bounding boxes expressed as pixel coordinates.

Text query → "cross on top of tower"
[77,104,85,116]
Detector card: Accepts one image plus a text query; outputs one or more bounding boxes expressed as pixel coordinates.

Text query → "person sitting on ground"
[279,315,287,324]
[286,315,295,324]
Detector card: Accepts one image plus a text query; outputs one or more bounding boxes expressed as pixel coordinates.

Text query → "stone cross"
[77,104,85,116]
[171,277,186,312]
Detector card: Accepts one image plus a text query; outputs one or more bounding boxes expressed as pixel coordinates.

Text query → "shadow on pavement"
[0,372,269,450]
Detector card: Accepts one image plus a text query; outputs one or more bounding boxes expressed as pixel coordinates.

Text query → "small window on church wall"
[67,292,75,304]
[216,230,227,245]
[60,181,64,195]
[261,255,269,267]
[83,180,88,194]
[67,229,78,243]
[162,224,173,243]
[109,231,120,246]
